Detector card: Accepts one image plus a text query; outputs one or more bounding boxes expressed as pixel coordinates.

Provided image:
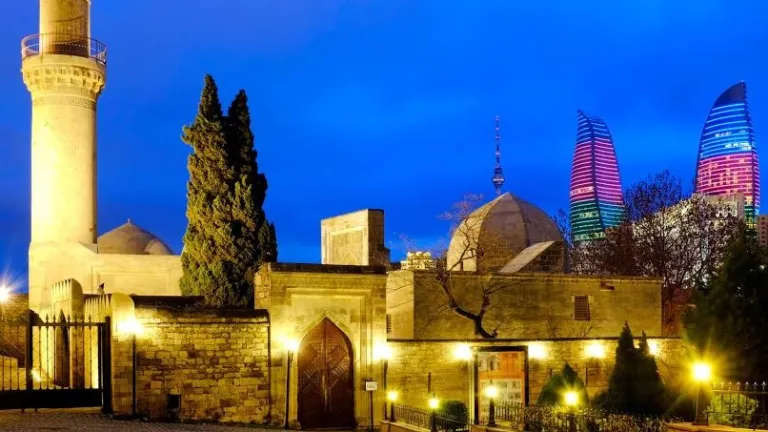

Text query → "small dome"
[446,193,562,272]
[97,219,173,255]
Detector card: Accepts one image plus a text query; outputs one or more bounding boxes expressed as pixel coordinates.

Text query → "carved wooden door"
[298,318,355,429]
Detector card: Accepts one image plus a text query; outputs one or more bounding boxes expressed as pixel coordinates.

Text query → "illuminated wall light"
[374,343,393,361]
[117,318,143,336]
[648,340,660,356]
[453,343,473,361]
[528,343,547,360]
[586,342,605,359]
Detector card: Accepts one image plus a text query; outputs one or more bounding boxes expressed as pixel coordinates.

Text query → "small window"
[386,314,392,334]
[574,296,591,321]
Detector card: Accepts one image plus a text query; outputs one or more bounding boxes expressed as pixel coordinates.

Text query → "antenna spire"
[491,115,505,196]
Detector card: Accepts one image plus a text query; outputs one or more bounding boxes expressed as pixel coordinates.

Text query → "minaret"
[22,0,106,245]
[491,116,505,196]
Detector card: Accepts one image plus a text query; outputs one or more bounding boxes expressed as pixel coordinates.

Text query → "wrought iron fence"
[493,403,673,432]
[706,381,768,429]
[392,404,469,432]
[21,33,107,65]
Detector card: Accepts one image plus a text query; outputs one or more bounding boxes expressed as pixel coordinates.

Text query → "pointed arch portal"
[297,318,355,429]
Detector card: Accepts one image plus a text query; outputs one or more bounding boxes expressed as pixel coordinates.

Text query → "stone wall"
[321,209,390,266]
[111,297,270,424]
[387,271,662,340]
[386,338,686,419]
[0,294,29,390]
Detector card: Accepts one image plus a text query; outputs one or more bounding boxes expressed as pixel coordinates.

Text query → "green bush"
[439,400,469,431]
[707,393,758,427]
[537,363,589,407]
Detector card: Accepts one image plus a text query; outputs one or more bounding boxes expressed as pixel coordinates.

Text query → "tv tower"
[491,116,505,196]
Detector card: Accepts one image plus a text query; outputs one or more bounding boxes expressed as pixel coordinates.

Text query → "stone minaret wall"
[23,0,106,311]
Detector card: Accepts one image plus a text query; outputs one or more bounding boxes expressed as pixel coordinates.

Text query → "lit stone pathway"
[0,409,272,431]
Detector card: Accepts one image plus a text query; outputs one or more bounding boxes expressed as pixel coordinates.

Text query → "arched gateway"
[298,318,355,429]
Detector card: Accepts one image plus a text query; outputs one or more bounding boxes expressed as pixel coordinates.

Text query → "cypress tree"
[180,75,248,307]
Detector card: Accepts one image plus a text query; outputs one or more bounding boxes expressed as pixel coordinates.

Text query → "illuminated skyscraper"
[695,82,760,226]
[569,111,625,241]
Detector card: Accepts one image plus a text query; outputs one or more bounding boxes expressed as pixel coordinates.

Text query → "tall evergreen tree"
[685,228,768,380]
[602,323,666,414]
[224,90,278,268]
[180,75,250,307]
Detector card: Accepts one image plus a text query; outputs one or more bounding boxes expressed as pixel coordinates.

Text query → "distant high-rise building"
[758,215,768,248]
[695,82,760,227]
[491,116,505,196]
[569,111,625,242]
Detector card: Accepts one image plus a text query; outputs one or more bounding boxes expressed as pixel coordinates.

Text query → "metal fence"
[392,404,469,432]
[706,382,768,429]
[493,403,673,432]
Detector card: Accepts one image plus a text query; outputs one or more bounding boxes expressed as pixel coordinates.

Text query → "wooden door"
[298,318,355,429]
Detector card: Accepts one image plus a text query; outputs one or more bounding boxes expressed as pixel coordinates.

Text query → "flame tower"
[569,111,625,242]
[694,82,759,226]
[491,116,505,196]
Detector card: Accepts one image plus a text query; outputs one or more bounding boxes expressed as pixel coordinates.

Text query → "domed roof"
[446,193,562,272]
[97,219,173,255]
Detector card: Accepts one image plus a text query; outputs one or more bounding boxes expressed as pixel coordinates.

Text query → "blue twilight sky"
[1,0,767,289]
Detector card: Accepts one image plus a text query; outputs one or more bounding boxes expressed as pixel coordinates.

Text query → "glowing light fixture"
[31,369,42,383]
[428,397,439,410]
[484,384,499,399]
[375,343,393,361]
[648,341,660,356]
[283,338,300,353]
[387,390,399,402]
[117,318,143,336]
[0,285,10,303]
[693,362,712,382]
[528,343,547,360]
[564,391,579,407]
[586,342,605,359]
[453,343,473,361]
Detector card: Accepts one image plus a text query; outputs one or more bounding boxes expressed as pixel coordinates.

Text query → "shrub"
[537,363,589,407]
[439,400,469,431]
[707,393,758,427]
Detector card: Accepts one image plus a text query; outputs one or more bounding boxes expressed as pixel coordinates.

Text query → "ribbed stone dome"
[446,193,562,272]
[97,219,173,255]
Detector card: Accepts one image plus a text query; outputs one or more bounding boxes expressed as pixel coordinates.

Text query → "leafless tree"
[557,170,743,334]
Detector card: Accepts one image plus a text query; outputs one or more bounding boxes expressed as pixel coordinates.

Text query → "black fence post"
[25,310,34,391]
[101,317,113,415]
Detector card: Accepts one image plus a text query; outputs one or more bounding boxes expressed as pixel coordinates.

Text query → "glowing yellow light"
[283,338,300,353]
[484,384,499,399]
[374,343,393,361]
[453,343,473,361]
[428,397,439,410]
[528,343,547,360]
[31,369,42,383]
[564,391,579,407]
[117,318,143,336]
[586,342,605,359]
[387,391,399,402]
[648,341,660,356]
[0,285,10,304]
[693,362,712,382]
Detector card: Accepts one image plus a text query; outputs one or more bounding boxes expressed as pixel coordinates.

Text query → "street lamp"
[376,344,393,420]
[428,395,440,432]
[284,339,300,429]
[118,318,143,417]
[387,391,398,422]
[0,285,10,304]
[692,362,712,426]
[564,391,579,432]
[485,382,499,427]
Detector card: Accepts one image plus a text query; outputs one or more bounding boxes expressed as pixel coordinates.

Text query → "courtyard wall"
[386,337,686,414]
[111,296,271,424]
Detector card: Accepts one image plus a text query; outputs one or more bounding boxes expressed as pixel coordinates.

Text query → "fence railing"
[392,404,469,432]
[706,381,768,429]
[492,403,673,432]
[21,33,107,65]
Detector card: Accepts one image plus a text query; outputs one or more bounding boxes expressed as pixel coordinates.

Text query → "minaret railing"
[21,33,107,66]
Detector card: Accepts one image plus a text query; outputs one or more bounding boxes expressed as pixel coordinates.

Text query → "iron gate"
[0,310,112,411]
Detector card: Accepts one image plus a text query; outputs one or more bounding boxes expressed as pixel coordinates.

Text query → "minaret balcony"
[21,33,107,66]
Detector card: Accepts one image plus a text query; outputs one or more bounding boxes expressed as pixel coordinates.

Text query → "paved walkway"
[0,409,272,431]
